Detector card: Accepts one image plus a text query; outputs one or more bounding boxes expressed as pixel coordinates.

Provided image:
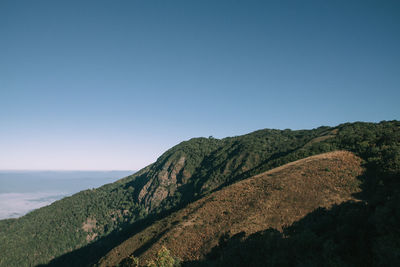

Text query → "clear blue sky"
[1,0,399,170]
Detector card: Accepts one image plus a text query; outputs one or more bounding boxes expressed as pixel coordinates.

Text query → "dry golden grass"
[97,151,364,266]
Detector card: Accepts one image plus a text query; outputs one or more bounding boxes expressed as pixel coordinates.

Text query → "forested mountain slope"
[0,120,399,266]
[98,151,364,266]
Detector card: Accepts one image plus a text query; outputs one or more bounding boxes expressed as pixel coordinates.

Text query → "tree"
[147,246,181,267]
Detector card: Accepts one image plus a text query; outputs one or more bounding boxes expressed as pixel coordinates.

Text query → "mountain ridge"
[1,120,399,266]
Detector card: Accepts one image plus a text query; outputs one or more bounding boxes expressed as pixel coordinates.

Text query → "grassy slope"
[97,151,364,266]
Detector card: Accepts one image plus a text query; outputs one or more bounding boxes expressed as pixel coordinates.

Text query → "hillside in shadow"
[36,202,189,267]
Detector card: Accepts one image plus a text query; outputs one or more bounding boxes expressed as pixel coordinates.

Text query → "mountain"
[0,120,399,266]
[97,151,364,266]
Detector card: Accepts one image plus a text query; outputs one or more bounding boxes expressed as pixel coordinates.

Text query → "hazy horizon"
[0,170,134,219]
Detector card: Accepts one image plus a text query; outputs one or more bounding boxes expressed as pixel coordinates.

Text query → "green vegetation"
[186,121,400,266]
[119,255,141,267]
[109,246,181,267]
[152,125,337,212]
[147,246,181,267]
[0,120,399,266]
[0,174,147,266]
[119,246,180,267]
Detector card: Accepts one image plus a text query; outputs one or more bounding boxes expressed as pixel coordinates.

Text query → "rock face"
[133,137,223,212]
[138,153,188,211]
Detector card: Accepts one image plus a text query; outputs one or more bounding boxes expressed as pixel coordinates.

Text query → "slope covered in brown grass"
[97,151,364,266]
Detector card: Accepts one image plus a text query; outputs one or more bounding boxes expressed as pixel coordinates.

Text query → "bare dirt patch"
[82,217,98,242]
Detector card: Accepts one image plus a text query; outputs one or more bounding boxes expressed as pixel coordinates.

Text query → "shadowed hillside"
[97,151,364,266]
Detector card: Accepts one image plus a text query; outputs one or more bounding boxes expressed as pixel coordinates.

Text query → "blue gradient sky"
[1,0,399,170]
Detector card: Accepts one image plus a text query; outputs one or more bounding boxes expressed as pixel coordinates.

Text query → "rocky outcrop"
[138,153,188,211]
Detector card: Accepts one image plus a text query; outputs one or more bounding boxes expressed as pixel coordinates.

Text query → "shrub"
[147,246,181,267]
